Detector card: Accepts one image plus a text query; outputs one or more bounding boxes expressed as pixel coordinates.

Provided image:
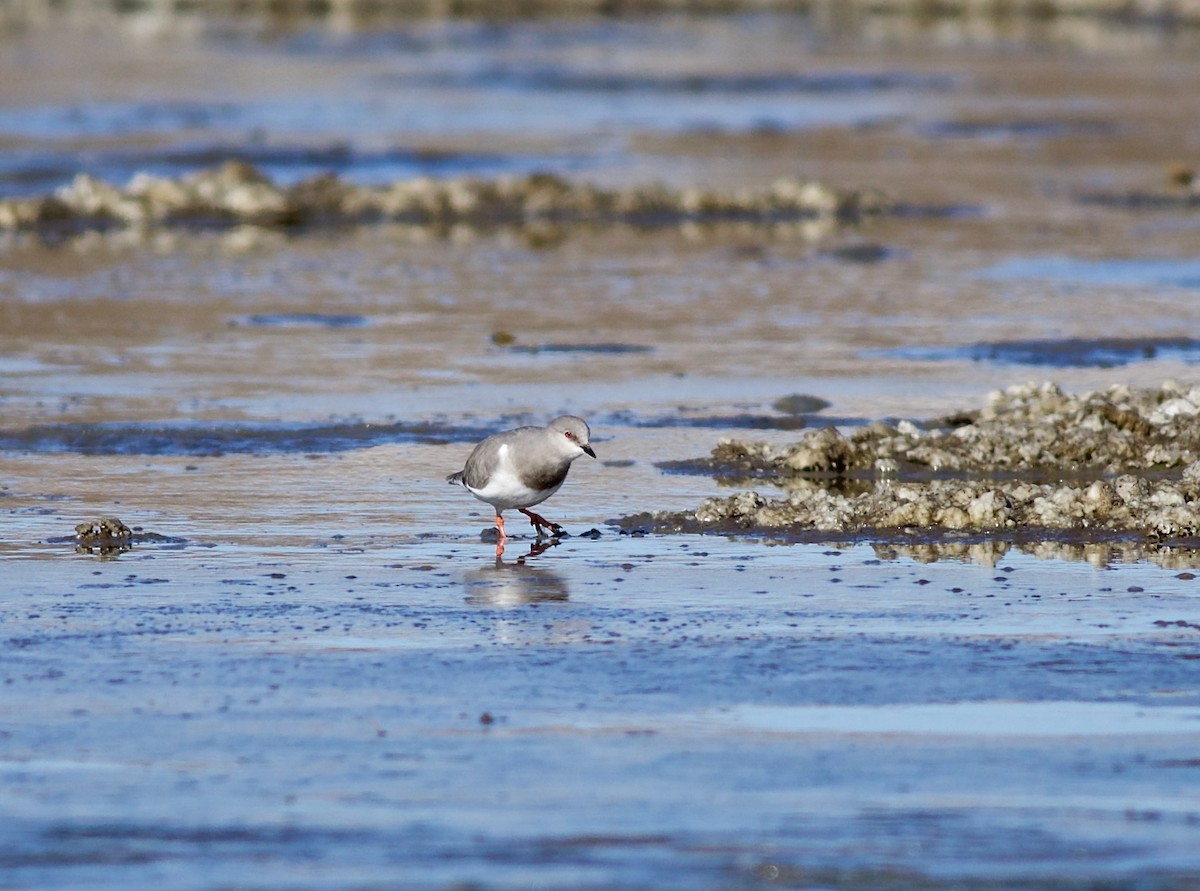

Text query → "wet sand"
[3,8,1200,890]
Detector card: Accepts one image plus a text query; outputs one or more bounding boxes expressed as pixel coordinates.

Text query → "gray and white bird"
[447,415,596,543]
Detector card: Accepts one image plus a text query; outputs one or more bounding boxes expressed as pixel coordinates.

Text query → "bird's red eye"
[564,431,575,440]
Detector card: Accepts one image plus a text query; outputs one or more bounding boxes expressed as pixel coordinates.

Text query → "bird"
[447,415,596,545]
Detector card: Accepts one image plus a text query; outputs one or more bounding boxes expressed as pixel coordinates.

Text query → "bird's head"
[550,415,596,460]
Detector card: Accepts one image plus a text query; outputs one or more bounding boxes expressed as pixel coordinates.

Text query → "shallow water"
[6,527,1200,889]
[877,336,1200,368]
[4,8,1200,890]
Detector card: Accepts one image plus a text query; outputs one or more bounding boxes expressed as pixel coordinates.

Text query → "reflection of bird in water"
[463,542,569,606]
[447,415,595,557]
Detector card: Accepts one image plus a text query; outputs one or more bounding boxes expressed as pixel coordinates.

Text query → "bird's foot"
[519,508,565,539]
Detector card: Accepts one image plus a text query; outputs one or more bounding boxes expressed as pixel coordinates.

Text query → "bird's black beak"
[583,445,597,459]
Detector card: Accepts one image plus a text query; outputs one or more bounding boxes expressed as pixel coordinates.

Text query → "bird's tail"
[446,471,464,486]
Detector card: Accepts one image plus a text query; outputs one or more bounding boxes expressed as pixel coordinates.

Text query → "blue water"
[875,337,1200,368]
[0,15,951,198]
[0,139,592,198]
[978,256,1200,291]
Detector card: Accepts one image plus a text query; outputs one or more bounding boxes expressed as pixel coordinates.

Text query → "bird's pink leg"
[519,508,565,538]
[494,513,506,557]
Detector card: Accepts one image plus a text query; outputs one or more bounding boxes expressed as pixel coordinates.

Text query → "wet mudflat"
[4,5,1200,890]
[7,519,1200,890]
[7,506,1200,888]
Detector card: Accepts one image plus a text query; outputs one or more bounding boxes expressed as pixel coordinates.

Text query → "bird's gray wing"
[459,431,512,489]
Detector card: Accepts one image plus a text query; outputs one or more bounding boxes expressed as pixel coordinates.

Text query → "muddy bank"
[628,382,1200,538]
[0,163,890,236]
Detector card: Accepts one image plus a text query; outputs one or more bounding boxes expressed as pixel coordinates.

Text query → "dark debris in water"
[1080,190,1200,211]
[889,202,985,221]
[646,414,811,431]
[613,412,858,432]
[920,118,1116,141]
[604,395,840,434]
[507,342,654,355]
[773,394,833,415]
[819,242,896,264]
[876,337,1200,368]
[409,68,957,96]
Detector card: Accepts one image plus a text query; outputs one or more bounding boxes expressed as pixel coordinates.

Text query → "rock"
[0,165,892,236]
[629,382,1200,540]
[967,489,1014,528]
[780,427,851,473]
[74,516,132,540]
